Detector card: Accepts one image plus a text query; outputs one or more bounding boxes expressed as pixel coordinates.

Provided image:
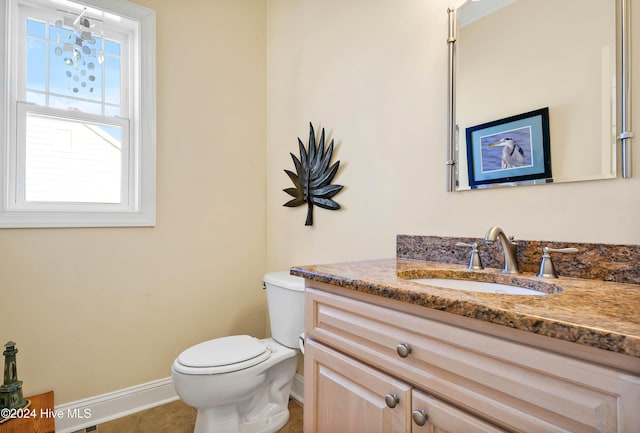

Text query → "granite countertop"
[291,258,640,358]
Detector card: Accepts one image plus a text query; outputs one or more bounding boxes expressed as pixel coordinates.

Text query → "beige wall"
[266,0,640,274]
[0,0,267,403]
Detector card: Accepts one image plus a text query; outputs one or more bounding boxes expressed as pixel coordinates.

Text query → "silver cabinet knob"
[396,343,412,358]
[384,393,399,408]
[412,409,429,426]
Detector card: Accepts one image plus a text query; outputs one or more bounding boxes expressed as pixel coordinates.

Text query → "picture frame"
[465,107,551,188]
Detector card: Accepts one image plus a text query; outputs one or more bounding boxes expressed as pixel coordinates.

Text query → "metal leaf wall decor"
[283,123,343,226]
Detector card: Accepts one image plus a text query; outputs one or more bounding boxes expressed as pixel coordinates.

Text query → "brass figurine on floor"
[0,341,27,412]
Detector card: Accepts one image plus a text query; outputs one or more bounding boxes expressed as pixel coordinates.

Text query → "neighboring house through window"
[0,0,156,227]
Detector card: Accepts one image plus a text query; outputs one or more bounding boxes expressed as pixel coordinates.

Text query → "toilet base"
[192,397,291,433]
[244,410,289,433]
[173,338,298,433]
[193,406,289,433]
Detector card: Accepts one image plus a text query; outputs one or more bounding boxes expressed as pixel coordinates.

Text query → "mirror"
[448,0,633,191]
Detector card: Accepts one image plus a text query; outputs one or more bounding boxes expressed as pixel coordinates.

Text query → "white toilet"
[171,271,305,433]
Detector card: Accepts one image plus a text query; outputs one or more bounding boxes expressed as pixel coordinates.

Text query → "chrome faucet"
[484,226,519,274]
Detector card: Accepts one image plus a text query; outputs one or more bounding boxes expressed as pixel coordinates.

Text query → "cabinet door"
[411,389,508,433]
[304,338,411,433]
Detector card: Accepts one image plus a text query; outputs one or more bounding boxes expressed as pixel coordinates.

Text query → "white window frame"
[0,0,156,227]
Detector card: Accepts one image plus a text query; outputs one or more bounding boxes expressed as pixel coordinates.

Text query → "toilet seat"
[174,335,272,375]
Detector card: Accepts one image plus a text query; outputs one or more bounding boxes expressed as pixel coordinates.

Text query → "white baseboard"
[54,374,304,433]
[290,373,304,404]
[54,377,178,433]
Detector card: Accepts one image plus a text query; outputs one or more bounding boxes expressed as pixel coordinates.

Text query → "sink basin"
[410,278,548,295]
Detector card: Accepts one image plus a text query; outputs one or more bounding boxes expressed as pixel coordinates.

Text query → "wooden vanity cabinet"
[303,285,640,433]
[305,338,507,433]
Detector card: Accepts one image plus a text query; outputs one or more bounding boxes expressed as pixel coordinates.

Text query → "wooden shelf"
[0,391,55,433]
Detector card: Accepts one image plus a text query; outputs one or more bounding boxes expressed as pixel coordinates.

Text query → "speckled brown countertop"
[291,258,640,358]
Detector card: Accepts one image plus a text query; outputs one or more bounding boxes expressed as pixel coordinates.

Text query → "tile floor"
[72,399,303,433]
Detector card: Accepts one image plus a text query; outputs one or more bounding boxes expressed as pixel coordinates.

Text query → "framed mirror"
[447,0,633,191]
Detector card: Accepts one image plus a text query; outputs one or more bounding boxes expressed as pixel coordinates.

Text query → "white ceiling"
[457,0,518,28]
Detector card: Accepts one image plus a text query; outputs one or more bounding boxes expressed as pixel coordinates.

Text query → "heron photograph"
[465,107,551,187]
[479,127,534,173]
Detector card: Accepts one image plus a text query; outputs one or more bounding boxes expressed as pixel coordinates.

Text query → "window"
[0,0,155,227]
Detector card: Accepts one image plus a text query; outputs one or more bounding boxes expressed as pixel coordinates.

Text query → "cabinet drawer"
[412,388,508,433]
[306,288,639,433]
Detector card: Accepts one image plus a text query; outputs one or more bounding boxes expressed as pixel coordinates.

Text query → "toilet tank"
[263,271,305,349]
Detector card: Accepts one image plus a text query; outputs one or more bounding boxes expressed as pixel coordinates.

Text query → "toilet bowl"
[171,272,305,433]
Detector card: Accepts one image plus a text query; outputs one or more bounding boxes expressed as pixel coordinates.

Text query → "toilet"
[171,271,305,433]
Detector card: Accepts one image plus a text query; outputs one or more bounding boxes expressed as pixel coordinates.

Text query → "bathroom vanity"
[293,237,640,433]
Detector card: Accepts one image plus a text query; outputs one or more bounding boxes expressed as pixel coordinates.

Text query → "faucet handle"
[455,242,484,270]
[537,247,578,278]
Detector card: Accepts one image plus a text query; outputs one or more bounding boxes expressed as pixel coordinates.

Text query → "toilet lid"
[177,335,270,371]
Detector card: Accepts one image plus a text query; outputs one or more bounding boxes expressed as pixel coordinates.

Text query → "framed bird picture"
[465,107,551,188]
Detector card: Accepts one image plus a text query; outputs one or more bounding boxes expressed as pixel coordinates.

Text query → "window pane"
[48,26,66,43]
[104,56,120,105]
[26,91,46,105]
[26,36,46,92]
[104,104,120,117]
[25,112,122,204]
[48,41,73,96]
[25,15,121,116]
[27,19,45,38]
[105,39,120,57]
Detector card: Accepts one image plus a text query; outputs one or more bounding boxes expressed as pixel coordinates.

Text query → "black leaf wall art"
[283,123,343,226]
